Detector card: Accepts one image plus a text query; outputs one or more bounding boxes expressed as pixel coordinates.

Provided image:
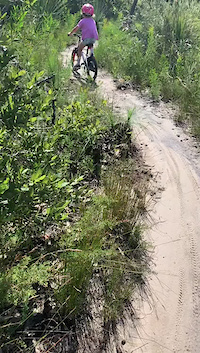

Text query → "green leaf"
[1,13,7,20]
[0,177,9,195]
[21,185,30,191]
[51,155,57,161]
[21,169,29,175]
[30,170,46,184]
[8,95,14,110]
[46,207,51,215]
[18,70,26,77]
[30,117,37,122]
[61,213,69,220]
[56,180,69,189]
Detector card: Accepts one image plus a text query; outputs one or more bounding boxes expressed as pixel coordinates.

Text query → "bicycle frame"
[71,34,98,80]
[75,34,94,69]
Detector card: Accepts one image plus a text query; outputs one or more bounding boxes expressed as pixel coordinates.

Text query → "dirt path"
[97,71,200,353]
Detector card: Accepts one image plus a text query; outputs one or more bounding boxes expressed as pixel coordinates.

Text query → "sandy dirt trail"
[97,71,200,353]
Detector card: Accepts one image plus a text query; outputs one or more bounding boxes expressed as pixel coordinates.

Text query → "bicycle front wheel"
[71,47,81,78]
[71,48,78,67]
[87,56,98,81]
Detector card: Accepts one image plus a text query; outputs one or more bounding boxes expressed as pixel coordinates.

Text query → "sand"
[97,71,200,353]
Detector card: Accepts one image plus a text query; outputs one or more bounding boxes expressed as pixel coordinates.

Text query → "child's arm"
[68,25,79,36]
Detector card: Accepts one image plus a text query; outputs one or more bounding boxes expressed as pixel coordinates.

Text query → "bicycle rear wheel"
[87,56,98,81]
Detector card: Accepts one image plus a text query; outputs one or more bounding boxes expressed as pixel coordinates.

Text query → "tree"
[130,0,138,15]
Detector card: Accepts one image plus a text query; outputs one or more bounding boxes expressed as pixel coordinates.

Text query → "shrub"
[96,1,200,135]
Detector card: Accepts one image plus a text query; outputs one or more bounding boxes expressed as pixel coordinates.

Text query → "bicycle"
[71,34,98,81]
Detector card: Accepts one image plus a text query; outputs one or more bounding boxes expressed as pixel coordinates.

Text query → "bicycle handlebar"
[73,34,81,38]
[68,33,81,38]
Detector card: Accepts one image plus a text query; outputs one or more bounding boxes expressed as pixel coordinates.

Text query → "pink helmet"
[82,3,94,16]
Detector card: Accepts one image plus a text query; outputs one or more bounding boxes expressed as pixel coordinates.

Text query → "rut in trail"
[96,71,200,353]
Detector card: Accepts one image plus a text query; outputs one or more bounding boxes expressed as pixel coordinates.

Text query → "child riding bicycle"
[68,3,98,71]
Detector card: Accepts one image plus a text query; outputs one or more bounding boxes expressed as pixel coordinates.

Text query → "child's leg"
[90,46,94,55]
[77,42,85,64]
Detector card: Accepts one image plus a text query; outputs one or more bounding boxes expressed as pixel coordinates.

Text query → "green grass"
[58,159,151,322]
[96,1,200,137]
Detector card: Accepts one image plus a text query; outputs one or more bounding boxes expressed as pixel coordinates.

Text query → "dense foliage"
[0,2,151,352]
[96,0,200,136]
[66,0,133,17]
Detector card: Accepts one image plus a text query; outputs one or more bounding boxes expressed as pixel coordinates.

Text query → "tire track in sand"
[135,120,200,353]
[96,71,200,353]
[168,151,200,352]
[173,269,186,352]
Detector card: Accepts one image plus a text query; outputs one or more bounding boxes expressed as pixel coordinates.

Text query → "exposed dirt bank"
[97,71,200,353]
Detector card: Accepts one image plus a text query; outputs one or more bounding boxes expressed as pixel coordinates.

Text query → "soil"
[96,71,200,353]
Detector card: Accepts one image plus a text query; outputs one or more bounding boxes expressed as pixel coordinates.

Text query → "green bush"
[95,20,161,89]
[0,3,152,351]
[96,1,200,135]
[0,257,52,307]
